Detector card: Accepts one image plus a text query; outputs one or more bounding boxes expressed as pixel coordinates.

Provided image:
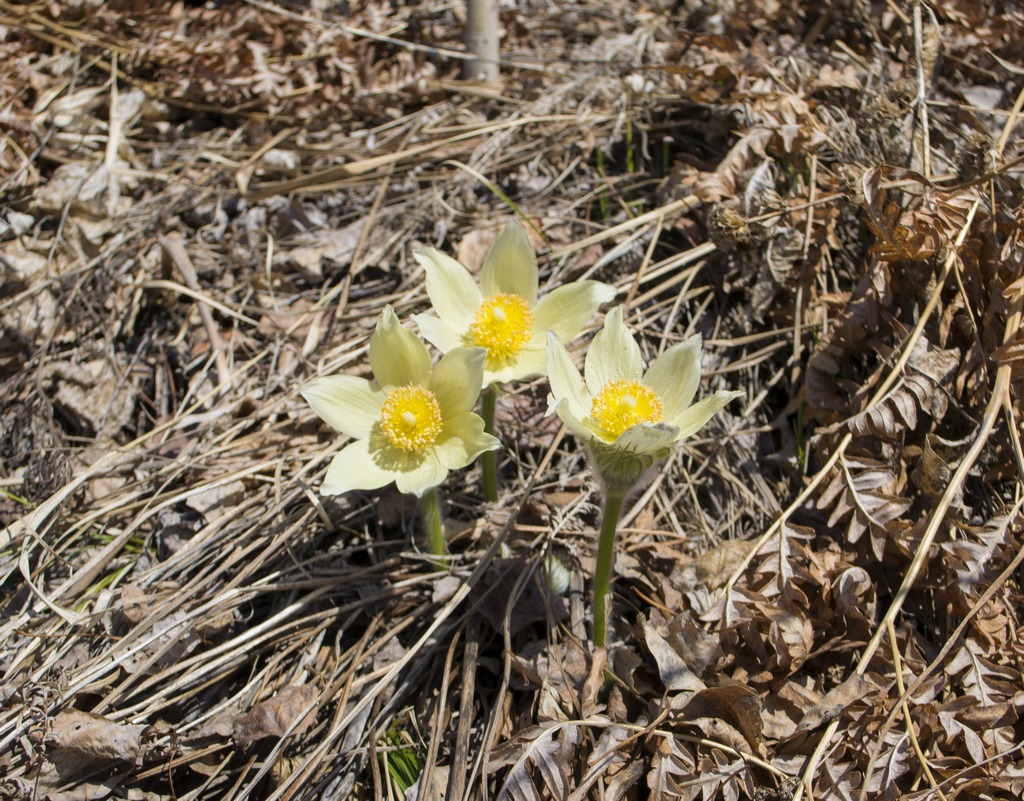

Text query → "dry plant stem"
[445,619,480,800]
[480,385,499,502]
[593,488,628,647]
[421,487,446,567]
[159,234,231,393]
[886,619,947,801]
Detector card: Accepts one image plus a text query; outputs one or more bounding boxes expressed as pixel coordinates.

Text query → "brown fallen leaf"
[796,673,876,733]
[642,617,706,694]
[677,539,756,593]
[675,682,765,755]
[233,685,319,746]
[281,218,367,280]
[46,708,146,778]
[43,359,137,438]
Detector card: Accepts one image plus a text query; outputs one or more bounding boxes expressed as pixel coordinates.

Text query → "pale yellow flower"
[301,306,499,497]
[412,220,616,387]
[546,306,741,489]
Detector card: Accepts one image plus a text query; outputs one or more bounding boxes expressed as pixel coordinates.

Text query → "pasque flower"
[546,306,742,491]
[546,305,741,645]
[301,306,499,498]
[412,220,616,387]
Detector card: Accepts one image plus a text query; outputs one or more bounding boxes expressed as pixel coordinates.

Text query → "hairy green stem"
[422,487,446,569]
[593,488,628,647]
[480,385,498,502]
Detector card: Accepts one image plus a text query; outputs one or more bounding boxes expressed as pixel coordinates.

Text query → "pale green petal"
[413,313,466,354]
[673,390,743,438]
[481,221,537,303]
[585,306,644,394]
[395,451,448,496]
[301,375,384,440]
[414,247,483,330]
[643,335,702,423]
[551,397,596,442]
[321,439,395,495]
[370,306,431,388]
[484,343,547,386]
[434,412,500,470]
[545,332,590,421]
[431,348,485,416]
[614,422,680,454]
[532,280,617,342]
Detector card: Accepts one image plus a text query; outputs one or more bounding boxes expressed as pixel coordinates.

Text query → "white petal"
[532,280,616,342]
[395,451,448,496]
[673,390,743,438]
[413,313,466,354]
[481,221,538,303]
[545,332,590,421]
[431,348,485,416]
[414,248,483,330]
[643,335,702,423]
[434,412,500,470]
[585,306,643,394]
[320,439,395,495]
[370,306,432,388]
[301,375,383,439]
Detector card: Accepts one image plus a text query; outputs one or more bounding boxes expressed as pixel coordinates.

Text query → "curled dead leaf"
[46,709,146,779]
[233,685,319,746]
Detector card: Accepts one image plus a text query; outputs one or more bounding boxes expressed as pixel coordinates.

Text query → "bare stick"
[463,0,499,82]
[159,234,232,394]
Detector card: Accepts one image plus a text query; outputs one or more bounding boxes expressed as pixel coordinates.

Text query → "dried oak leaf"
[817,455,911,559]
[647,735,696,799]
[752,521,815,609]
[42,359,137,437]
[846,345,960,439]
[832,565,877,633]
[45,709,146,778]
[490,722,580,801]
[945,641,1019,706]
[819,759,864,799]
[942,511,1018,605]
[580,724,637,798]
[861,165,979,261]
[675,682,765,756]
[642,618,706,694]
[865,730,912,801]
[232,685,319,746]
[692,750,757,800]
[795,673,876,733]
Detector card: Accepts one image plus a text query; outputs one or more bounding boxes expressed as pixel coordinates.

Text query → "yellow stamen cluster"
[379,385,443,453]
[468,293,534,364]
[590,379,664,440]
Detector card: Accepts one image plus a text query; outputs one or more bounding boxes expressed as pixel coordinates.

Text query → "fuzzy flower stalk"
[301,306,499,563]
[547,306,742,645]
[413,220,615,501]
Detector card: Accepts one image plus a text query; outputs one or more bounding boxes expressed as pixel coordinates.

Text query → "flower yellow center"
[379,385,443,453]
[590,379,664,439]
[468,293,534,364]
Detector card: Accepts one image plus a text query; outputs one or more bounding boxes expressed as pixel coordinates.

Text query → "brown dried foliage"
[2,0,1024,799]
